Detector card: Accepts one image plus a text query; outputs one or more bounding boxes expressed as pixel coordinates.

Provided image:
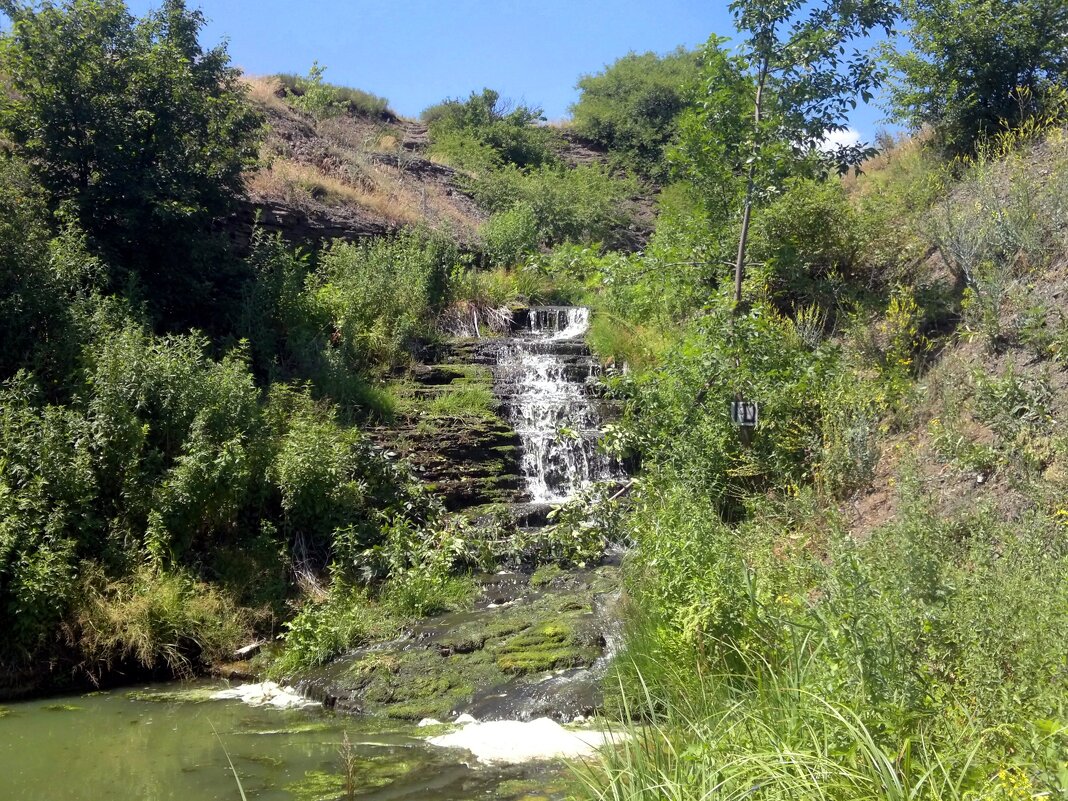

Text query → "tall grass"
[580,634,1024,801]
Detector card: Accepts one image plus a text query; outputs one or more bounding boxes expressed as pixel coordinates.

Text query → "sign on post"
[730,400,758,428]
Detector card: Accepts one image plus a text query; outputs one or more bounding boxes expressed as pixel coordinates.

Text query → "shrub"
[424,88,556,170]
[570,47,699,180]
[269,393,428,570]
[311,229,456,373]
[70,565,252,678]
[84,324,267,562]
[0,377,93,662]
[749,177,860,309]
[481,203,540,267]
[469,163,637,248]
[271,585,399,675]
[277,63,391,120]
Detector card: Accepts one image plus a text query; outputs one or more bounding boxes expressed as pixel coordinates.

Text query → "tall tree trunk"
[733,58,769,309]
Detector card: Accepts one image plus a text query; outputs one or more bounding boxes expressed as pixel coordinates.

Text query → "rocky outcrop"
[222,199,392,255]
[292,562,621,722]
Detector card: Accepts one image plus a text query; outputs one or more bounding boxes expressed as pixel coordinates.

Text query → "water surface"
[0,681,569,801]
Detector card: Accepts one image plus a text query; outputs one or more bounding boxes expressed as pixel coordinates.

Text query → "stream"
[0,306,619,800]
[0,683,568,800]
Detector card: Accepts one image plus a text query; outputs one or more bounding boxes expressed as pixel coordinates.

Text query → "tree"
[570,48,700,181]
[887,0,1068,155]
[0,0,263,317]
[679,1,896,306]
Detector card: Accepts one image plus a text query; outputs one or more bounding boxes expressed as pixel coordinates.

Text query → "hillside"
[231,75,654,254]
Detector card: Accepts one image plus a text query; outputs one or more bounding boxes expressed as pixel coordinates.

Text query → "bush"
[481,203,540,267]
[749,178,861,308]
[469,163,637,248]
[928,128,1068,347]
[269,390,430,571]
[271,585,399,675]
[277,64,391,120]
[0,377,93,662]
[85,324,267,563]
[70,565,252,678]
[570,47,699,180]
[311,229,456,373]
[424,88,556,170]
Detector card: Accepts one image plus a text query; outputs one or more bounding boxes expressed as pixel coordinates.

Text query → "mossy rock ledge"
[371,351,525,512]
[293,563,621,722]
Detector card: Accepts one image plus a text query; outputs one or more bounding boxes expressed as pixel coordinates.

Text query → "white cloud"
[819,127,862,152]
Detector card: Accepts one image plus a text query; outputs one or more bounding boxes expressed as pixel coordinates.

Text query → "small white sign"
[730,401,758,428]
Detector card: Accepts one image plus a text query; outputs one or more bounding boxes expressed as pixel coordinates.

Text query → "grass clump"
[70,566,253,679]
[276,64,391,120]
[426,384,495,421]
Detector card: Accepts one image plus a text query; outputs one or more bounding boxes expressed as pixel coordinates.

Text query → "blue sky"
[83,1,893,139]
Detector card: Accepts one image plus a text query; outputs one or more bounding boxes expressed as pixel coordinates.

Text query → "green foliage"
[929,129,1068,347]
[277,63,391,120]
[589,479,1068,800]
[481,203,540,267]
[614,295,845,511]
[749,177,861,307]
[469,163,637,248]
[424,88,556,170]
[0,0,263,317]
[270,389,431,570]
[887,0,1068,155]
[570,48,699,180]
[271,585,399,675]
[0,156,77,385]
[85,324,267,563]
[312,229,455,374]
[71,565,252,677]
[0,377,93,660]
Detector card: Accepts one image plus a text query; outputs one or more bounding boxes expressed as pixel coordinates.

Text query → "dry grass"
[242,74,289,114]
[247,158,420,224]
[841,131,930,195]
[240,75,483,239]
[69,565,253,679]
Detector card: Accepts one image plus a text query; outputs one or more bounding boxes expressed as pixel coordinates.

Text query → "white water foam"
[427,716,627,765]
[500,307,619,503]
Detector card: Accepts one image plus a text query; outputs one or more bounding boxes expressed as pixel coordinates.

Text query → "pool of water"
[0,681,569,801]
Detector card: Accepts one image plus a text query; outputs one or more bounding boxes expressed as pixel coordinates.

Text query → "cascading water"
[496,306,620,504]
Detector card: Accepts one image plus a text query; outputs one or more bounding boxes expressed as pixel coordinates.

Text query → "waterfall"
[497,306,619,504]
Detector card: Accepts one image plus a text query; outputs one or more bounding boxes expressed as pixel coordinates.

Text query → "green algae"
[285,770,345,801]
[530,564,564,587]
[301,563,620,720]
[126,687,219,704]
[0,707,10,718]
[41,703,82,712]
[496,622,598,674]
[285,757,417,800]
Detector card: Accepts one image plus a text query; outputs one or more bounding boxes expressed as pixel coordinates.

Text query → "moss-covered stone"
[302,563,620,721]
[496,622,599,674]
